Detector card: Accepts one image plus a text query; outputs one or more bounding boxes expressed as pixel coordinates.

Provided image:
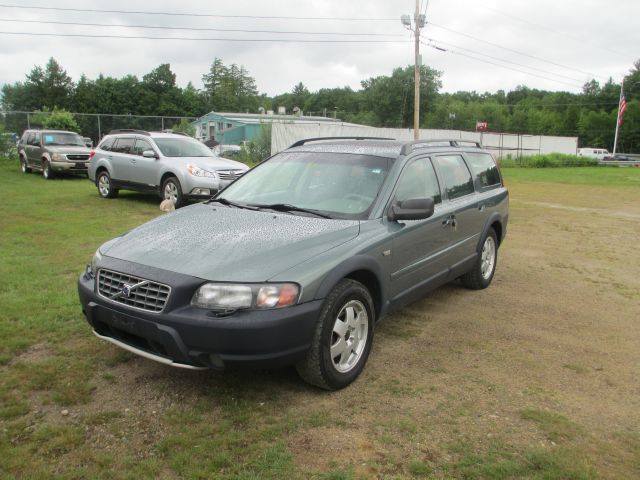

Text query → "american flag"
[618,94,627,126]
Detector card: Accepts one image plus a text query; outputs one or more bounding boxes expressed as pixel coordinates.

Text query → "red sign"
[476,121,488,132]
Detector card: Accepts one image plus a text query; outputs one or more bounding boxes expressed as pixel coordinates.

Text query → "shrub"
[32,109,81,133]
[499,153,598,168]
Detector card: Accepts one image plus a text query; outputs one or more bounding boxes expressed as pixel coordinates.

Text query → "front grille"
[217,170,244,181]
[67,154,89,161]
[97,269,171,313]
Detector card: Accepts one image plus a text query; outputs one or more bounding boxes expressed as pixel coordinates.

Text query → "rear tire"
[296,279,375,390]
[96,171,118,198]
[42,160,54,180]
[162,176,184,208]
[461,228,498,290]
[20,156,31,173]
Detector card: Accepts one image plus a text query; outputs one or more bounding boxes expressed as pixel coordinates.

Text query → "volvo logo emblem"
[121,284,133,297]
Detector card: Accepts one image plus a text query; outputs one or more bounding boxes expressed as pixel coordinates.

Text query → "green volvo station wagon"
[78,137,509,390]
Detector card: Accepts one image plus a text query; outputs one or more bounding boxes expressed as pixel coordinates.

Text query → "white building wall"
[270,123,578,157]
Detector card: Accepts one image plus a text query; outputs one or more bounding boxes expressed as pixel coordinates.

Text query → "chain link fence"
[0,111,197,146]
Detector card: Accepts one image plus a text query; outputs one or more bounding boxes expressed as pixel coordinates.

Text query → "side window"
[132,139,153,156]
[434,155,475,200]
[98,137,115,151]
[395,158,441,204]
[32,132,41,146]
[464,152,501,188]
[26,133,34,145]
[112,137,135,154]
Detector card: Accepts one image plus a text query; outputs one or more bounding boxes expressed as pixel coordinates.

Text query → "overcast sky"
[0,0,638,98]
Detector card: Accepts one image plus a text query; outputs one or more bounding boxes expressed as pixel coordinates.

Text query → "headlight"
[187,163,216,178]
[86,249,102,278]
[191,283,300,311]
[51,153,64,161]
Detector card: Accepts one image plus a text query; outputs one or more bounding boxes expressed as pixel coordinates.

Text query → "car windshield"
[218,151,393,219]
[42,132,85,146]
[153,137,215,157]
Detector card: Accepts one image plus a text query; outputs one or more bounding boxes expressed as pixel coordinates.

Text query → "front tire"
[296,279,375,390]
[461,228,498,290]
[42,160,53,180]
[162,176,184,208]
[96,171,118,198]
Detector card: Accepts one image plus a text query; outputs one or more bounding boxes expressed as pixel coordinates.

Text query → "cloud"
[0,0,637,97]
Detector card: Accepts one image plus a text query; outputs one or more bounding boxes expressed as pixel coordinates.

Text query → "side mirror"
[85,142,93,148]
[388,197,435,222]
[142,149,158,159]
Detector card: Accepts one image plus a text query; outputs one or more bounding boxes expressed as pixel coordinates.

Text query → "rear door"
[109,137,136,182]
[30,132,43,168]
[463,151,503,228]
[432,154,480,263]
[389,155,451,299]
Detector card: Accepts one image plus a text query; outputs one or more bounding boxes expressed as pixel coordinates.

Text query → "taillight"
[89,150,95,158]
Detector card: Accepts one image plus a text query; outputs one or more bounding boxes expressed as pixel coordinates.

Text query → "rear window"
[433,155,475,200]
[112,137,135,154]
[464,152,501,188]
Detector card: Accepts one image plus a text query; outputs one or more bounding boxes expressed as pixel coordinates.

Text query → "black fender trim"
[314,255,388,320]
[476,213,503,252]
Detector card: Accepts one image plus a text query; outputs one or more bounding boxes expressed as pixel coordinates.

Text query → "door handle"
[442,214,457,228]
[478,204,486,212]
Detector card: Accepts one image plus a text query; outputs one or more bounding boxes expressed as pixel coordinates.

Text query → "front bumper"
[51,160,89,174]
[77,257,322,370]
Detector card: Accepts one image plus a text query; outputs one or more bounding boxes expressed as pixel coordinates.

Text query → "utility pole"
[612,79,624,156]
[401,2,426,140]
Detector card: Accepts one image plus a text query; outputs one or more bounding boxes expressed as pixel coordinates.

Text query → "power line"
[477,4,630,58]
[427,21,607,81]
[0,4,398,21]
[0,31,410,43]
[423,41,583,88]
[426,37,585,84]
[0,17,404,36]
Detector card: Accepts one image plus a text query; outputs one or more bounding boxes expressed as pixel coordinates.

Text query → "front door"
[128,138,159,188]
[389,156,451,300]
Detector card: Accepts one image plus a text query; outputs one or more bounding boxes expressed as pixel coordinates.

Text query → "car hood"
[102,203,359,281]
[175,156,248,171]
[47,145,91,155]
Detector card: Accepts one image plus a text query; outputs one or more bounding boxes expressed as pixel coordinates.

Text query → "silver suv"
[88,130,249,207]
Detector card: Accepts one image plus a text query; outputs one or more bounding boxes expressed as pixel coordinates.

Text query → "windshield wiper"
[254,203,331,219]
[207,197,258,210]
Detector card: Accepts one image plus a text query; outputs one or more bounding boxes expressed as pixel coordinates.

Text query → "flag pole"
[613,79,624,156]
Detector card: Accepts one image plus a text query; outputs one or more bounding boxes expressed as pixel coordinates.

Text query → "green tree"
[32,109,81,132]
[171,118,196,137]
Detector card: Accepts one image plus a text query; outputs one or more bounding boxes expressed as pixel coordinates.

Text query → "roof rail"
[400,139,483,155]
[289,136,395,149]
[108,129,150,136]
[153,130,191,137]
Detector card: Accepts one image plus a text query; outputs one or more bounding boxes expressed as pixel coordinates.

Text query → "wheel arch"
[314,255,387,321]
[477,213,504,252]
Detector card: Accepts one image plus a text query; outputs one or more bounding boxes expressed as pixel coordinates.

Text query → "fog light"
[190,188,211,195]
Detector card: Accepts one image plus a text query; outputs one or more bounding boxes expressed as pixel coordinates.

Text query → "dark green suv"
[78,137,508,390]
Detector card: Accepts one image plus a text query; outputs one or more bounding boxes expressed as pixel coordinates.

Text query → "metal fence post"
[97,114,101,140]
[26,112,30,129]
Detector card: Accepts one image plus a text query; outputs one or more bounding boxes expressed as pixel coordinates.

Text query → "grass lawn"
[1,158,639,478]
